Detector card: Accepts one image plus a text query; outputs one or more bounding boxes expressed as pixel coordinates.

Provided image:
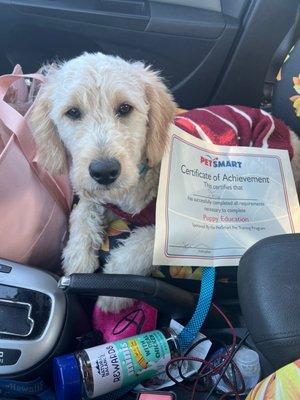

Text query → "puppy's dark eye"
[117,103,133,117]
[65,107,82,120]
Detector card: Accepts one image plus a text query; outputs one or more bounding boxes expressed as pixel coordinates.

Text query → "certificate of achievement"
[153,124,300,267]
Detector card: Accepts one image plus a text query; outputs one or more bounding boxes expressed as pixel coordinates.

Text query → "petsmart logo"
[200,155,242,168]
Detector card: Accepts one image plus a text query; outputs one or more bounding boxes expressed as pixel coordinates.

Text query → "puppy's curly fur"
[29,52,176,312]
[29,52,300,313]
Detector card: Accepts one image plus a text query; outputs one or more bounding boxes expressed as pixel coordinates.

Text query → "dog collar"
[138,162,150,175]
[103,162,154,225]
[104,198,156,227]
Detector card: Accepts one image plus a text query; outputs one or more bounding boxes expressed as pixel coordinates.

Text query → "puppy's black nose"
[89,158,121,185]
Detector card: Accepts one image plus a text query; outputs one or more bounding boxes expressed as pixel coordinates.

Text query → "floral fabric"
[99,218,204,280]
[246,360,300,399]
[272,40,300,136]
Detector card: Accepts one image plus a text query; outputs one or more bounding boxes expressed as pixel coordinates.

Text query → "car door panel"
[0,0,244,109]
[0,0,298,108]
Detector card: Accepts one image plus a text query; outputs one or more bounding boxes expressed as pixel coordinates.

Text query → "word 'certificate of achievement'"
[153,124,300,267]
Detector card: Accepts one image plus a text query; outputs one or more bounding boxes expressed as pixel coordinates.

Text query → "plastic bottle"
[212,346,261,394]
[53,328,179,400]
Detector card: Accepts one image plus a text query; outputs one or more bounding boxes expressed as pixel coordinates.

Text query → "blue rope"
[98,267,216,400]
[178,267,216,353]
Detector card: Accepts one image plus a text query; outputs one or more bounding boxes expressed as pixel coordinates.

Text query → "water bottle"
[212,345,261,394]
[53,328,179,400]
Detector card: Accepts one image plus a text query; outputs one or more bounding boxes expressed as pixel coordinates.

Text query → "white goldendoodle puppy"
[29,52,300,313]
[29,52,176,312]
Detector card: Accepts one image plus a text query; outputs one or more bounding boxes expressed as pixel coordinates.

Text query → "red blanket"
[175,106,293,158]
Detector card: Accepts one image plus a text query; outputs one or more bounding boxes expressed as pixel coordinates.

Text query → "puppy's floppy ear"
[143,68,176,166]
[29,67,67,175]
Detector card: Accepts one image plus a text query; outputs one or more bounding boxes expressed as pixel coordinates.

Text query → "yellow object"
[246,360,300,399]
[290,75,300,117]
[176,108,187,115]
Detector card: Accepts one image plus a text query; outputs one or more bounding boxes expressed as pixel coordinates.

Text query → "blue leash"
[101,266,216,400]
[178,267,216,353]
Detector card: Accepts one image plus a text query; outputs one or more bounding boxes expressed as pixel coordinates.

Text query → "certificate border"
[164,134,295,261]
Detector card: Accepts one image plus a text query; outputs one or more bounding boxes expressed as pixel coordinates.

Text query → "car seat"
[238,234,300,371]
[238,37,300,372]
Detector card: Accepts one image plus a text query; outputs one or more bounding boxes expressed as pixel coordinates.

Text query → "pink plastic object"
[137,393,176,400]
[93,300,157,342]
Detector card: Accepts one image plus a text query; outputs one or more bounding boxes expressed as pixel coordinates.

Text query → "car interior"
[1,0,300,399]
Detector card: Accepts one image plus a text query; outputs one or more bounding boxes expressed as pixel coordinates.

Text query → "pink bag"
[0,66,72,270]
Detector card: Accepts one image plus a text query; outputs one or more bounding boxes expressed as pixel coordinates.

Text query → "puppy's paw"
[62,245,99,275]
[96,296,134,314]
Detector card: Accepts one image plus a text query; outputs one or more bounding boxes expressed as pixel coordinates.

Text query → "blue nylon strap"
[138,163,150,175]
[178,267,216,353]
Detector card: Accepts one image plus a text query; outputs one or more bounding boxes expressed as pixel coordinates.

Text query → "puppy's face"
[30,53,176,198]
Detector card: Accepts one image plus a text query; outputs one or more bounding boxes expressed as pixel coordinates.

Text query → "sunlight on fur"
[29,52,176,313]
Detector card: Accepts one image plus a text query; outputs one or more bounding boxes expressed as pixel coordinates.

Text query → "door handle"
[98,0,150,16]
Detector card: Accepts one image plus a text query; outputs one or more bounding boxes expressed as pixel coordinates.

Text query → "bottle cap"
[234,346,259,367]
[53,354,82,400]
